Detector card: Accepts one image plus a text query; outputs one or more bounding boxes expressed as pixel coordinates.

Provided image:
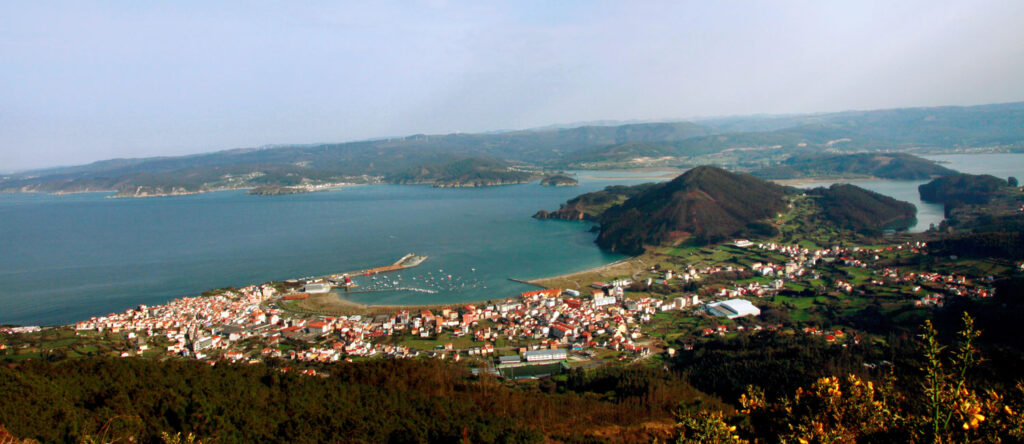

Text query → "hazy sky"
[3,1,1024,171]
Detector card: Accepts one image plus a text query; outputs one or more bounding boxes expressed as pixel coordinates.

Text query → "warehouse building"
[706,299,761,319]
[523,348,567,362]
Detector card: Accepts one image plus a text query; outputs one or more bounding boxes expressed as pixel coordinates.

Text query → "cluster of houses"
[63,276,709,365]
[37,238,1000,370]
[801,327,861,345]
[755,241,995,301]
[877,267,994,307]
[0,326,41,335]
[72,284,278,358]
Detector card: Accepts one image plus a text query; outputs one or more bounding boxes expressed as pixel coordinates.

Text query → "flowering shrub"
[695,313,1024,443]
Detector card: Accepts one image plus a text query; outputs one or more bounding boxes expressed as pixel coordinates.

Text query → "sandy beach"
[528,255,650,290]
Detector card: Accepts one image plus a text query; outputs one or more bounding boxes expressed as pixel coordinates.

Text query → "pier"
[324,253,428,281]
[507,278,548,288]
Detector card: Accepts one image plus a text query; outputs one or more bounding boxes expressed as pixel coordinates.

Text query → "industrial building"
[302,283,331,294]
[523,348,567,362]
[705,299,761,319]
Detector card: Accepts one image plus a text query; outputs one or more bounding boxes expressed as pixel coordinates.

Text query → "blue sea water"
[1,154,1021,326]
[0,173,669,326]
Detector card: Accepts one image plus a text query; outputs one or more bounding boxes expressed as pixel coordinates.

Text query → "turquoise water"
[2,155,1021,326]
[0,173,668,326]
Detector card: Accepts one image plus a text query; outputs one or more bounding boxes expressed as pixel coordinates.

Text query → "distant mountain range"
[4,101,1023,196]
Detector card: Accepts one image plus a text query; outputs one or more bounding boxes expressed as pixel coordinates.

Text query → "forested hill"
[919,173,1011,206]
[534,183,659,221]
[752,153,956,180]
[541,168,923,253]
[0,357,705,443]
[4,101,1024,196]
[387,157,539,187]
[808,184,917,231]
[594,167,793,254]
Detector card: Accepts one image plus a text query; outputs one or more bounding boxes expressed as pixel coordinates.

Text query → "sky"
[3,1,1024,171]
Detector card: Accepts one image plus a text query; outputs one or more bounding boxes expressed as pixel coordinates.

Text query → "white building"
[706,299,761,319]
[303,283,331,294]
[523,348,567,362]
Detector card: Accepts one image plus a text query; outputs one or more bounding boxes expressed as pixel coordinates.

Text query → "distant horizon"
[5,98,1022,174]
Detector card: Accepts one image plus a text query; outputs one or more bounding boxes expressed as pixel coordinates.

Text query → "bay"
[2,154,1022,326]
[0,174,662,326]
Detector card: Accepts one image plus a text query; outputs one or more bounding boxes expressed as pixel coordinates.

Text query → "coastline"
[0,183,359,199]
[770,176,880,187]
[283,255,647,317]
[527,255,648,290]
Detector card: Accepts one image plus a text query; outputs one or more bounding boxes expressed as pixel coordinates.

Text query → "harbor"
[327,253,428,280]
[286,253,504,316]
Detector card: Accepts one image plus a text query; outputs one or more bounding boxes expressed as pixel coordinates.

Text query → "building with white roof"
[706,299,761,319]
[303,283,331,293]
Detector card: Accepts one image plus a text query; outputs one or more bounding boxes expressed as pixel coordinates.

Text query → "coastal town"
[2,239,1003,379]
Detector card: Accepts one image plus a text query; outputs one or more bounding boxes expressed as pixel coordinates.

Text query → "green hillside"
[387,157,539,187]
[753,153,957,180]
[533,183,658,221]
[540,168,924,253]
[919,173,1009,206]
[595,167,792,254]
[807,183,917,231]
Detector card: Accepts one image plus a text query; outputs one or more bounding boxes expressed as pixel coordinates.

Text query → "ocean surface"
[1,154,1022,326]
[1,173,658,326]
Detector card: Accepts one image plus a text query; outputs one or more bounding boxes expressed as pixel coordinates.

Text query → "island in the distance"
[246,186,314,196]
[539,174,578,187]
[388,157,541,188]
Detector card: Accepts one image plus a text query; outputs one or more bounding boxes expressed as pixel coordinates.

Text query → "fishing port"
[334,253,428,279]
[280,254,428,296]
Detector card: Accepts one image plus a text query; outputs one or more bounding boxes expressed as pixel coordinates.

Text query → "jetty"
[507,277,548,288]
[325,253,427,281]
